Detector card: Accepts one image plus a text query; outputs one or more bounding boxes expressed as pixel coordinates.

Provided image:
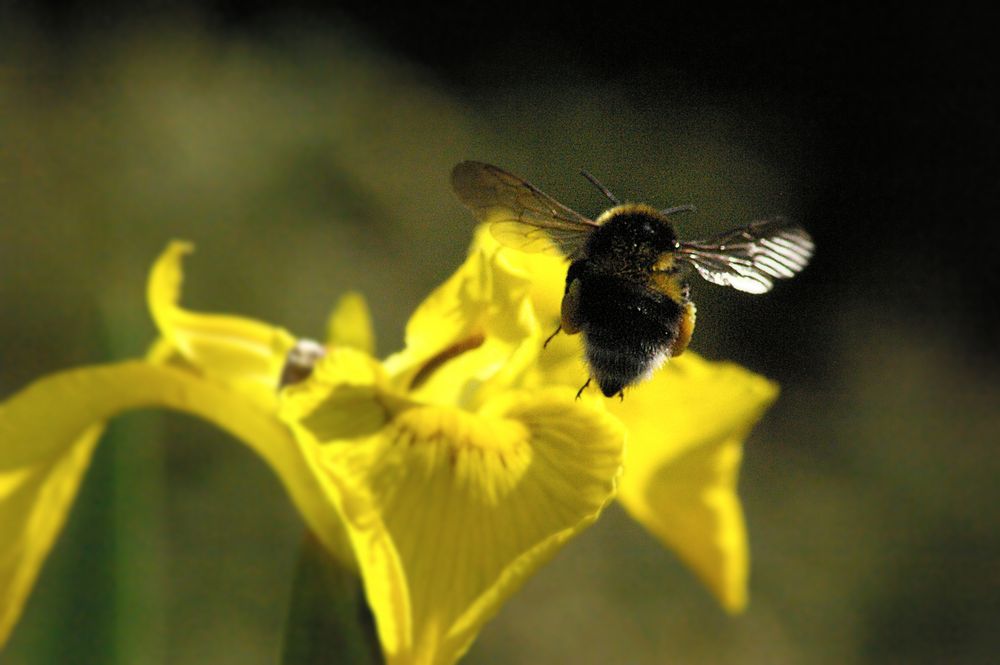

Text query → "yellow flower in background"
[0,227,776,664]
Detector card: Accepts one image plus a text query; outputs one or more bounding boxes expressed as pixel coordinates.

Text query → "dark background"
[14,2,1000,368]
[2,3,997,664]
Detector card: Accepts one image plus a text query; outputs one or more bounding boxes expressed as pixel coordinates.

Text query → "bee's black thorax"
[586,204,678,279]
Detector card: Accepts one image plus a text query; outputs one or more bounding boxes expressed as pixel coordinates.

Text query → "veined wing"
[677,217,814,294]
[451,161,599,259]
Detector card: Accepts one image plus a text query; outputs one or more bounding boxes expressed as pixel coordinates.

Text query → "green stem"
[281,532,382,665]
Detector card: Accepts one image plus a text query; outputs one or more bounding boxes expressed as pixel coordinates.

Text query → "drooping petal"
[0,361,350,648]
[147,241,298,407]
[0,423,101,648]
[326,292,376,355]
[610,352,778,612]
[281,349,625,665]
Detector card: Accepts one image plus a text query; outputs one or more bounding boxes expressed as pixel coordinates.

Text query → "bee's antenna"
[580,169,620,205]
[661,204,697,216]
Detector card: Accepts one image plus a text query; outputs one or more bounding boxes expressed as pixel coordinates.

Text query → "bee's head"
[591,204,678,266]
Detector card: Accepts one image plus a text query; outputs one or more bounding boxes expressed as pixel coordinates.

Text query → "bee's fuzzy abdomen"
[574,269,683,394]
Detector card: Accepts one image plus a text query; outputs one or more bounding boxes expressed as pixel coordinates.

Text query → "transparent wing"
[677,217,814,294]
[451,161,599,259]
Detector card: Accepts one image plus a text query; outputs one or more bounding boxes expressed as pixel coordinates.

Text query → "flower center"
[389,405,532,501]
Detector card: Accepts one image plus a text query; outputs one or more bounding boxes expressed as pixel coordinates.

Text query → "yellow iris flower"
[0,229,776,664]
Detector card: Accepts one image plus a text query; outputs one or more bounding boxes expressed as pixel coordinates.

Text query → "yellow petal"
[279,347,394,443]
[0,361,349,648]
[0,423,101,649]
[464,226,592,393]
[384,247,489,381]
[147,241,298,407]
[383,240,541,409]
[610,352,778,612]
[281,354,625,665]
[476,225,567,328]
[326,291,376,355]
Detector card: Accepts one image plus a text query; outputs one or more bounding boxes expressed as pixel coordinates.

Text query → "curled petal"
[281,352,625,665]
[611,353,778,612]
[147,241,298,407]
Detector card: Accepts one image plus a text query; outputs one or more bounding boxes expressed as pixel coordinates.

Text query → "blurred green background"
[1,4,997,664]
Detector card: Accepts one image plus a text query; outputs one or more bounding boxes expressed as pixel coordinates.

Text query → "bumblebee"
[451,161,814,398]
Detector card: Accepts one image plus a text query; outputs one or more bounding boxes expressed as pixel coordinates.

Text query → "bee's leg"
[575,377,592,400]
[617,390,625,402]
[560,279,584,334]
[543,325,562,348]
[671,301,697,357]
[661,204,696,216]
